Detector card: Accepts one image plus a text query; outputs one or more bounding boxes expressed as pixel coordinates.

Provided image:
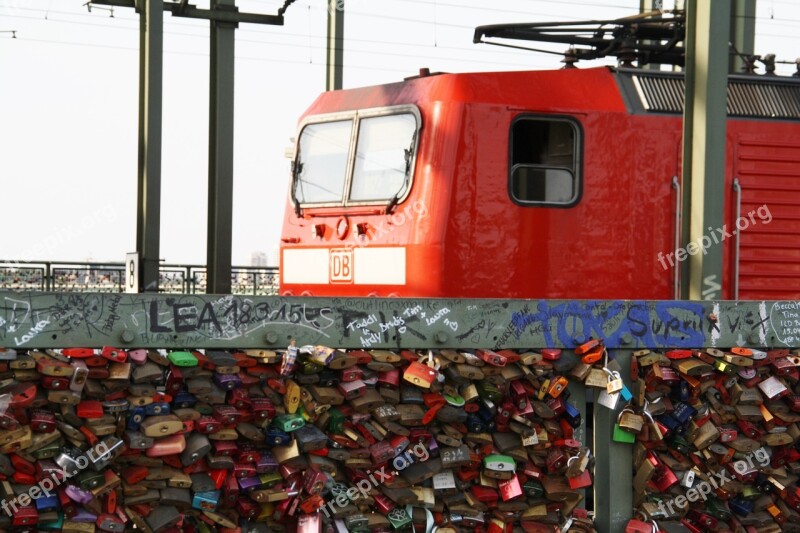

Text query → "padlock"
[404,360,438,388]
[605,368,624,393]
[613,424,636,443]
[681,468,695,488]
[597,388,620,410]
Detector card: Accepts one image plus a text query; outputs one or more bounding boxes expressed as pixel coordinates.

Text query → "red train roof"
[302,66,628,118]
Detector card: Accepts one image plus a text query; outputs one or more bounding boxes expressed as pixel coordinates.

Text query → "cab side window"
[510,117,581,206]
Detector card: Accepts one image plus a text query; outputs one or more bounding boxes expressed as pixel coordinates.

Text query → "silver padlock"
[596,388,620,410]
[681,469,695,488]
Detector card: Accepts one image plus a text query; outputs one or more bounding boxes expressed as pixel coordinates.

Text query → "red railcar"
[280,60,800,300]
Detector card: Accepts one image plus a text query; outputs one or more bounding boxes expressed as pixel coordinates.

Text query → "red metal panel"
[735,135,800,299]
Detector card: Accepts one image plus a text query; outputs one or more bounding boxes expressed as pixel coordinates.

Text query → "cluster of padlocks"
[1,341,798,532]
[0,345,595,532]
[617,346,800,533]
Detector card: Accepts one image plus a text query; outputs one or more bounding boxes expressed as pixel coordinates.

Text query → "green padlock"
[327,408,345,433]
[259,472,281,488]
[299,359,324,374]
[273,413,305,432]
[477,381,502,403]
[613,424,636,443]
[523,479,544,498]
[706,496,733,521]
[444,393,465,407]
[196,403,213,416]
[77,469,105,490]
[167,350,198,367]
[32,441,63,460]
[297,402,311,422]
[387,508,412,529]
[740,485,761,500]
[668,434,691,454]
[39,513,64,530]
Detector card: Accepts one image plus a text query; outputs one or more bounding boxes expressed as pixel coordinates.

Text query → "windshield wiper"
[290,159,303,217]
[386,131,417,214]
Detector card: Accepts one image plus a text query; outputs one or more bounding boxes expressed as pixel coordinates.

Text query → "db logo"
[329,249,353,284]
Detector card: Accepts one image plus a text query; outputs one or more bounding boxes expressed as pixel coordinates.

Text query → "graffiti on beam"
[771,301,800,345]
[507,301,706,349]
[0,292,798,349]
[0,294,339,347]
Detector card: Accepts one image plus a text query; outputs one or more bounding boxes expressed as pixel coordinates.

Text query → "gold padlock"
[619,410,645,434]
[570,362,592,381]
[605,369,623,394]
[692,422,721,450]
[584,368,609,388]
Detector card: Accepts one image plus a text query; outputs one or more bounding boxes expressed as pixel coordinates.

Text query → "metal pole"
[594,351,633,533]
[681,0,730,300]
[639,0,660,70]
[136,0,163,293]
[326,0,344,91]
[730,0,756,73]
[206,0,236,294]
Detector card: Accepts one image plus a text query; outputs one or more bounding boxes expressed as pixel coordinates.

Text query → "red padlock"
[625,519,656,533]
[567,468,592,489]
[76,400,104,419]
[403,361,437,388]
[62,348,95,358]
[101,346,128,363]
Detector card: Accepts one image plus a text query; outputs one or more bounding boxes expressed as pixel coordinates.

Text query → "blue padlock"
[672,401,697,425]
[465,413,487,433]
[127,406,146,431]
[192,490,221,512]
[655,413,681,435]
[563,401,582,428]
[34,494,59,513]
[172,391,197,409]
[673,380,690,402]
[619,383,633,402]
[145,401,171,416]
[729,497,754,516]
[265,427,292,446]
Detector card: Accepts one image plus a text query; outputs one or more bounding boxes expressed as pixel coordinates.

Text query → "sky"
[1,0,799,267]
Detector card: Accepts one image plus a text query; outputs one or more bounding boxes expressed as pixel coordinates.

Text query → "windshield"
[293,109,419,206]
[294,120,352,204]
[349,114,417,202]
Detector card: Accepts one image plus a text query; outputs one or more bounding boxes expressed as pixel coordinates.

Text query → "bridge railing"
[0,261,279,295]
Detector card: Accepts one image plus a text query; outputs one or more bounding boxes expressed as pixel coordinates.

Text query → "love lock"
[0,340,615,532]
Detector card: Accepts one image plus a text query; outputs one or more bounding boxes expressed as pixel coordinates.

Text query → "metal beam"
[91,0,284,24]
[0,293,790,350]
[137,0,163,293]
[206,0,236,295]
[729,0,756,73]
[326,0,345,91]
[594,350,634,533]
[681,0,730,300]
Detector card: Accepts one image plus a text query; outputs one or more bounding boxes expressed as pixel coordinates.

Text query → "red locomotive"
[279,13,800,300]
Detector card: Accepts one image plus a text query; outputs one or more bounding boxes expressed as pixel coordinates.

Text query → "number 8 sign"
[126,252,139,293]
